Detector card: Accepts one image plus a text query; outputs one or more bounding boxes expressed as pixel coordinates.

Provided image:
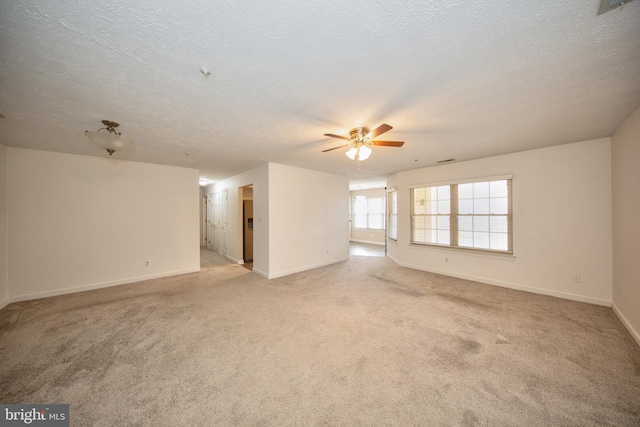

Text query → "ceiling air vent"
[437,158,455,164]
[598,0,635,15]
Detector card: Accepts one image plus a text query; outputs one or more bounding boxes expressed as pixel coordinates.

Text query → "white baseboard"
[226,255,241,264]
[266,257,350,280]
[612,302,640,348]
[0,296,9,311]
[9,267,201,303]
[350,239,385,246]
[252,268,269,279]
[396,261,611,307]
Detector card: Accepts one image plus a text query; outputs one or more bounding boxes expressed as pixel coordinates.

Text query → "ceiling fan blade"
[373,140,404,147]
[370,124,393,139]
[323,133,350,141]
[322,144,349,152]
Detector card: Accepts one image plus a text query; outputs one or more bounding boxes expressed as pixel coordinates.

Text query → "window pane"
[458,183,473,199]
[474,182,489,198]
[437,215,450,230]
[490,197,508,214]
[427,229,438,244]
[458,216,473,231]
[354,197,366,214]
[437,186,450,200]
[428,187,438,199]
[459,199,473,214]
[490,180,508,198]
[389,216,397,239]
[390,192,397,214]
[473,232,490,249]
[438,200,450,214]
[474,216,489,232]
[369,198,384,214]
[429,201,438,214]
[490,216,508,233]
[388,191,398,240]
[474,198,490,214]
[459,231,473,247]
[413,189,425,214]
[354,214,367,228]
[413,225,425,242]
[369,214,383,229]
[438,230,450,245]
[490,233,508,250]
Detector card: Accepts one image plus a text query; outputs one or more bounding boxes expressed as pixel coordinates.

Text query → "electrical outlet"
[571,273,581,283]
[144,260,150,267]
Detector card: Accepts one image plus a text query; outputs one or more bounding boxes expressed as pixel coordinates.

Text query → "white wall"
[0,143,8,309]
[210,163,349,279]
[267,163,349,278]
[611,105,640,346]
[350,188,386,245]
[210,163,269,274]
[8,148,200,301]
[388,138,612,306]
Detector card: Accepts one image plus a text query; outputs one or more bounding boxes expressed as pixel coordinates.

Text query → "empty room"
[1,1,639,426]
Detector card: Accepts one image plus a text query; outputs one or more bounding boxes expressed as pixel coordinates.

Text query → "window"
[353,196,385,230]
[388,190,398,240]
[410,177,512,254]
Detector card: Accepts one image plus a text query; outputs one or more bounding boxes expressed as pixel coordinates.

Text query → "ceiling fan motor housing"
[350,127,371,147]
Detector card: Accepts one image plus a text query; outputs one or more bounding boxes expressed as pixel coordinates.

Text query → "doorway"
[240,185,254,270]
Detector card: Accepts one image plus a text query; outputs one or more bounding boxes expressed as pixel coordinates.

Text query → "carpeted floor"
[1,248,639,426]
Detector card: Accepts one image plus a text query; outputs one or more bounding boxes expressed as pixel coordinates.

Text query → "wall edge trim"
[397,261,611,307]
[9,267,201,303]
[267,257,350,279]
[612,302,640,348]
[349,239,385,246]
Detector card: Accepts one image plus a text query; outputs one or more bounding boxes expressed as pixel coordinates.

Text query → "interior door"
[220,189,228,257]
[243,199,254,262]
[210,192,220,252]
[202,195,208,247]
[207,194,216,251]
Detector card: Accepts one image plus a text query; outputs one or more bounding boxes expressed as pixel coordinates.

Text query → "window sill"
[409,243,516,261]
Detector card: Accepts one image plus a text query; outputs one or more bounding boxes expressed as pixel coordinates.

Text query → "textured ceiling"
[1,1,639,188]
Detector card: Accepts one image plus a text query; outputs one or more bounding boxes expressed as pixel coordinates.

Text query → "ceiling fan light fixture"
[345,147,358,160]
[359,145,372,160]
[85,120,134,156]
[323,124,402,166]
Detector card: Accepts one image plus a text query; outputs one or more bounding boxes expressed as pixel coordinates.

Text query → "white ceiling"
[1,1,639,189]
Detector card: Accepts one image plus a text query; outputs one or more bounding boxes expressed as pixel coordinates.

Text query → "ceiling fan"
[322,124,404,163]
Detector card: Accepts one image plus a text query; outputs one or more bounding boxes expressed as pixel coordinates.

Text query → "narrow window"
[388,190,398,240]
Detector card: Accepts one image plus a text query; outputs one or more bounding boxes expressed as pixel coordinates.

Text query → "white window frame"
[410,175,513,254]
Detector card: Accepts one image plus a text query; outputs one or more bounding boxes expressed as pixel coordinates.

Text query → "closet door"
[220,189,228,257]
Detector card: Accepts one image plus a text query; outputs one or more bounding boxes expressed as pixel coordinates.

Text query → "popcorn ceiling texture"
[0,1,639,181]
[1,249,639,425]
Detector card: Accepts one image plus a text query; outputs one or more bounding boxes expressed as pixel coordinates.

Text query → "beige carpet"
[1,249,639,426]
